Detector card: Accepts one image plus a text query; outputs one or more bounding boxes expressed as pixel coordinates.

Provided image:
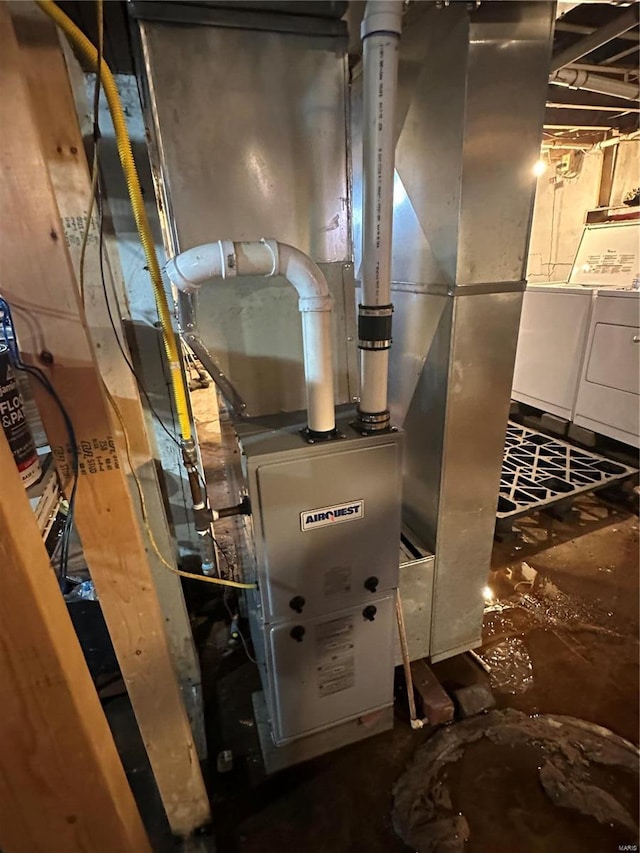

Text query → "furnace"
[237,413,402,745]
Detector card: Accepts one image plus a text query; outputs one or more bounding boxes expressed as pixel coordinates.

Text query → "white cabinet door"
[574,291,640,447]
[512,286,593,419]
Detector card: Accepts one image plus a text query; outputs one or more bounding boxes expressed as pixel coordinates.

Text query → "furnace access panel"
[241,420,402,622]
[237,414,402,744]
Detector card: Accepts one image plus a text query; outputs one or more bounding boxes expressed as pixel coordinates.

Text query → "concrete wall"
[610,140,640,208]
[526,150,601,283]
[526,140,640,284]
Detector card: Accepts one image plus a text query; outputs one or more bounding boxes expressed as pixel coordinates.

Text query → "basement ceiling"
[56,0,640,140]
[547,0,639,141]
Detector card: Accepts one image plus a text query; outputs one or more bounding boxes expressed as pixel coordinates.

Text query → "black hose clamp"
[358,303,393,350]
[353,409,392,435]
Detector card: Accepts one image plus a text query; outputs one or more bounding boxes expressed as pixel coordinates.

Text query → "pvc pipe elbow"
[277,243,333,312]
[166,240,333,309]
[550,68,584,89]
[165,239,336,435]
[164,240,236,293]
[361,0,403,38]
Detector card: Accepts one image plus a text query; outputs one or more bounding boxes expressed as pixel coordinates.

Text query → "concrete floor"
[191,396,639,853]
[488,491,639,744]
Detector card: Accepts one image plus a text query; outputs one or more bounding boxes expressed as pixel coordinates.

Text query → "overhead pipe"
[357,0,403,433]
[166,240,336,437]
[550,68,640,102]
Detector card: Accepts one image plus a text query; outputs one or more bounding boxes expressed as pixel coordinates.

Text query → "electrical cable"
[74,1,182,451]
[36,0,193,445]
[94,175,182,450]
[79,0,102,310]
[39,0,240,597]
[223,586,257,665]
[106,380,255,590]
[93,180,255,591]
[0,297,78,582]
[214,534,257,664]
[79,151,99,308]
[5,3,242,593]
[210,522,258,663]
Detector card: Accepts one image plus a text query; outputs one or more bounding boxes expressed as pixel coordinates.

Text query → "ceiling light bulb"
[533,159,548,177]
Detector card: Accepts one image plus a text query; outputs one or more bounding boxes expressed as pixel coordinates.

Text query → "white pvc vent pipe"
[165,240,336,435]
[358,0,403,430]
[550,68,640,102]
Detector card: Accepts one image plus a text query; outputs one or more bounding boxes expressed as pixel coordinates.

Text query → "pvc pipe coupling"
[164,240,236,293]
[164,239,333,314]
[361,0,403,38]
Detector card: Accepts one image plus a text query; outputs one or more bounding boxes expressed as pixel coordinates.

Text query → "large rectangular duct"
[138,12,357,417]
[352,1,555,661]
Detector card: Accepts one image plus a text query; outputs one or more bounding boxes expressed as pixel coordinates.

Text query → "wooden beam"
[601,43,640,67]
[555,21,639,42]
[0,429,151,853]
[11,0,206,761]
[0,3,211,836]
[544,124,611,130]
[550,5,639,73]
[598,139,618,207]
[547,102,640,113]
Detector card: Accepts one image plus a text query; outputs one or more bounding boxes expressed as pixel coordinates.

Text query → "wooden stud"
[11,1,207,759]
[598,140,618,208]
[0,429,151,853]
[0,3,211,836]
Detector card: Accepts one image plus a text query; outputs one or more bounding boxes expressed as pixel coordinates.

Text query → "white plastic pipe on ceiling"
[165,240,336,435]
[550,67,640,101]
[357,0,403,433]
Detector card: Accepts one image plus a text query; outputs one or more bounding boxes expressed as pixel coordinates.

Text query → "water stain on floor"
[190,396,639,853]
[393,709,639,853]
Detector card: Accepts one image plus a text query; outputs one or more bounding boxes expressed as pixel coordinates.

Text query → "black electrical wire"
[223,585,257,665]
[210,531,256,664]
[0,297,79,584]
[87,28,182,453]
[90,47,235,591]
[95,175,183,450]
[96,164,233,579]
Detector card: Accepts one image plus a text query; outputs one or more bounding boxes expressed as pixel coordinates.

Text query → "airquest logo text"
[300,500,364,531]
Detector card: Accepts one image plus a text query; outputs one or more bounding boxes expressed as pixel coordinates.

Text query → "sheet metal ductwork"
[136,0,556,760]
[352,0,555,661]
